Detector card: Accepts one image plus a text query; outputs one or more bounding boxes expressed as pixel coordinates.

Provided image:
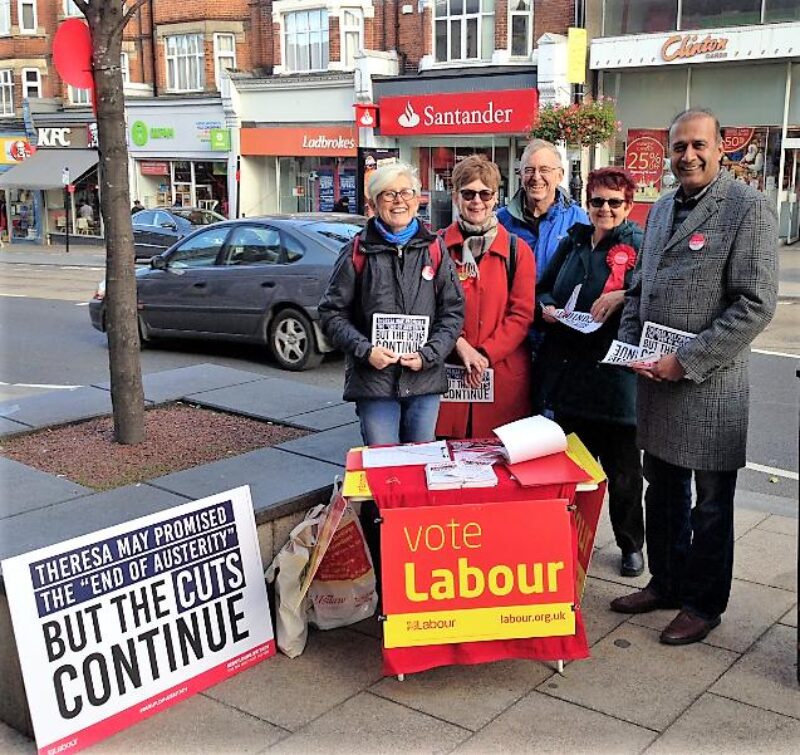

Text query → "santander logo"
[398,102,421,129]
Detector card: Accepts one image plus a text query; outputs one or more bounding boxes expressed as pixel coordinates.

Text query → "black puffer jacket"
[319,219,464,402]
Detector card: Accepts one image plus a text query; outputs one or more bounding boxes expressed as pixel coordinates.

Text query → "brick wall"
[534,0,574,42]
[397,1,430,69]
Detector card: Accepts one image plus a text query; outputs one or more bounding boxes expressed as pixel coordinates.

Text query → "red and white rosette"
[601,243,637,295]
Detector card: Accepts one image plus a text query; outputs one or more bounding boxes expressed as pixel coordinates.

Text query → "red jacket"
[435,222,535,439]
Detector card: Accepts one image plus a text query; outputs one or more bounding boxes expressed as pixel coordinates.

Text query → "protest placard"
[1,486,274,755]
[441,365,494,403]
[371,313,429,354]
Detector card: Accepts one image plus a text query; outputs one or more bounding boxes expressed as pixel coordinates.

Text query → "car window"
[173,209,224,226]
[282,232,305,263]
[134,210,155,226]
[302,220,364,250]
[168,227,229,268]
[224,225,281,266]
[154,211,175,228]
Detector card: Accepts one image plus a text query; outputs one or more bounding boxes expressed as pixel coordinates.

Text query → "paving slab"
[95,363,271,404]
[629,579,796,654]
[646,692,800,755]
[0,722,30,753]
[0,386,120,432]
[710,624,800,719]
[733,506,770,538]
[148,448,340,522]
[538,623,738,731]
[282,403,358,431]
[779,604,797,628]
[369,657,554,731]
[457,689,656,754]
[586,540,650,591]
[276,424,362,466]
[91,693,286,754]
[755,513,798,537]
[732,527,797,592]
[0,417,31,436]
[0,484,189,575]
[204,627,383,732]
[188,380,344,424]
[269,691,470,754]
[0,457,90,518]
[579,576,631,647]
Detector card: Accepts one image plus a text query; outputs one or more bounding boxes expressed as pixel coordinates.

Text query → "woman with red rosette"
[537,167,645,578]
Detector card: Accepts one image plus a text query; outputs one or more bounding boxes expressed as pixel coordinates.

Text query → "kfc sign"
[378,89,537,136]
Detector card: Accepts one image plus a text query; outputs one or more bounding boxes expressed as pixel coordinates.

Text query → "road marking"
[75,302,90,306]
[752,348,799,359]
[745,462,799,481]
[0,293,26,297]
[0,382,83,390]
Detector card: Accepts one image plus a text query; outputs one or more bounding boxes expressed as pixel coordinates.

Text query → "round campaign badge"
[422,265,435,281]
[689,233,706,251]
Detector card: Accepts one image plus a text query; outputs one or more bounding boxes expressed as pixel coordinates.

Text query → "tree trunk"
[84,2,145,444]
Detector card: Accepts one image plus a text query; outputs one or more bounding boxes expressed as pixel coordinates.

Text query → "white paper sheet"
[492,415,568,465]
[441,365,495,403]
[362,440,450,468]
[600,321,696,367]
[371,313,430,354]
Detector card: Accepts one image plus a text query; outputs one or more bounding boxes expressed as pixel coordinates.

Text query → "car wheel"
[268,309,323,371]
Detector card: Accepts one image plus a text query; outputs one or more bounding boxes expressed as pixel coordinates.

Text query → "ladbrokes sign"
[241,126,357,156]
[378,89,537,136]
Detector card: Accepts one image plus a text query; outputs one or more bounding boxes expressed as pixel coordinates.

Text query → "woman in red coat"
[436,155,536,439]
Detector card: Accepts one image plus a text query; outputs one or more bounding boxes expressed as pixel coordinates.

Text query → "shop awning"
[0,149,98,190]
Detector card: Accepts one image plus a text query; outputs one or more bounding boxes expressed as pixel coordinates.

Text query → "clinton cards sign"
[2,486,274,755]
[378,89,537,136]
[380,499,575,648]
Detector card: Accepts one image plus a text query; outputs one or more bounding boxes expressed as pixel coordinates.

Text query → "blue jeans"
[355,394,441,446]
[643,452,738,620]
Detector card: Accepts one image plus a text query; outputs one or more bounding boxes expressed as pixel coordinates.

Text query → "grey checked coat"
[618,171,778,471]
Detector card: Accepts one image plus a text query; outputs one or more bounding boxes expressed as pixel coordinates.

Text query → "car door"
[201,224,285,337]
[137,225,231,333]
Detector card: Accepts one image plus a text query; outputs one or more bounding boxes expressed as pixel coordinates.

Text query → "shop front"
[127,98,233,215]
[240,126,358,214]
[372,72,538,231]
[591,22,800,238]
[0,133,36,244]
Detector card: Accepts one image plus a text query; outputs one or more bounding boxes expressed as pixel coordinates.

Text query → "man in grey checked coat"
[609,108,778,645]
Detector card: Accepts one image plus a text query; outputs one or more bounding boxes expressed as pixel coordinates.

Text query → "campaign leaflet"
[540,284,603,334]
[1,486,274,755]
[441,365,494,403]
[601,321,696,367]
[371,313,430,355]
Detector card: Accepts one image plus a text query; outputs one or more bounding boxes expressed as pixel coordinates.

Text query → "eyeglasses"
[588,197,626,209]
[378,188,417,202]
[521,166,559,178]
[459,189,495,201]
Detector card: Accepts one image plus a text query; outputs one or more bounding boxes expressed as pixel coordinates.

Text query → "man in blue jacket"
[498,139,589,282]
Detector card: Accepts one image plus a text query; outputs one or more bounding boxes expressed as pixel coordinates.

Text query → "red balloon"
[53,19,94,89]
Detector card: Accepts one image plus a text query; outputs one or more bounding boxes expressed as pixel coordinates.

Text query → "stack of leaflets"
[449,438,508,465]
[425,460,499,490]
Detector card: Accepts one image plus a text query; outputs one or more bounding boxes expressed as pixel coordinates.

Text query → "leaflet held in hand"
[441,365,494,403]
[601,321,696,367]
[541,284,603,334]
[372,313,430,354]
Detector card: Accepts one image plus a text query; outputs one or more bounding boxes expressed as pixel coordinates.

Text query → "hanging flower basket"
[531,98,620,148]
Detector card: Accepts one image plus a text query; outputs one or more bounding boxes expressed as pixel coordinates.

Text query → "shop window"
[0,0,10,36]
[224,225,282,266]
[509,0,532,58]
[603,0,677,36]
[0,69,13,116]
[22,68,40,99]
[213,33,236,89]
[165,34,205,92]
[18,0,37,33]
[681,0,761,30]
[766,0,800,22]
[435,0,495,63]
[120,52,130,84]
[63,0,80,17]
[283,8,329,72]
[340,8,363,69]
[68,85,91,105]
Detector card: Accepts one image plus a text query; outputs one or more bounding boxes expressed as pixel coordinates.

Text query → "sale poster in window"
[624,129,671,202]
[721,126,768,192]
[318,170,335,213]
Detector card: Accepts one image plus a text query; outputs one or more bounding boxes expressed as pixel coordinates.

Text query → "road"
[0,257,796,499]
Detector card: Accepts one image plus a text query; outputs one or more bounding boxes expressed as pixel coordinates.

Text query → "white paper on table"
[492,415,568,465]
[371,313,430,355]
[362,440,449,468]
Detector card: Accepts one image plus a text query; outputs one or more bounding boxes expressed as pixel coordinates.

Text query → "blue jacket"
[497,187,590,282]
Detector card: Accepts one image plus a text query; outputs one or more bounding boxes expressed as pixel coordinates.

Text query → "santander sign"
[379,89,537,136]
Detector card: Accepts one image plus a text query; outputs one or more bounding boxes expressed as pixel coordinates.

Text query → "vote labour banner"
[380,499,575,648]
[1,486,274,755]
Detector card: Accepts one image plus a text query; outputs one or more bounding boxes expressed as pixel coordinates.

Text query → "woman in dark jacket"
[537,167,645,578]
[319,162,464,446]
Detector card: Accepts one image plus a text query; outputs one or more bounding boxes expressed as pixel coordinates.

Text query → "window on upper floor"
[434,0,495,63]
[22,68,41,99]
[509,0,532,57]
[64,0,81,17]
[18,0,37,33]
[0,70,14,116]
[0,0,10,36]
[603,0,677,35]
[165,34,204,92]
[69,85,91,105]
[213,33,236,89]
[284,8,329,73]
[120,52,130,84]
[341,8,364,68]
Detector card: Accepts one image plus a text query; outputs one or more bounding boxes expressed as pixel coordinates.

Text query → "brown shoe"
[660,610,721,645]
[610,586,680,614]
